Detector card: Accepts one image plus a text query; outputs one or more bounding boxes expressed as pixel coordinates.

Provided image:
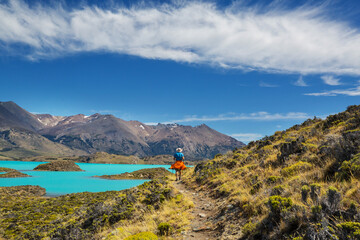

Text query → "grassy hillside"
[3,105,360,240]
[180,105,360,239]
[0,178,193,240]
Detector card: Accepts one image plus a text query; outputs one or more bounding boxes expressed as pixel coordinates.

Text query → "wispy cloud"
[1,1,360,75]
[305,85,360,96]
[145,112,311,125]
[90,110,121,114]
[230,133,263,143]
[294,76,308,87]
[259,81,278,88]
[321,75,342,86]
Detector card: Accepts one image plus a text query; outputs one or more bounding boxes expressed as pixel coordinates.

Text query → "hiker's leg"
[175,170,179,180]
[179,170,182,180]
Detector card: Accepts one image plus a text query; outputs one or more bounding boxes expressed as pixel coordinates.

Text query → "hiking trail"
[172,181,218,240]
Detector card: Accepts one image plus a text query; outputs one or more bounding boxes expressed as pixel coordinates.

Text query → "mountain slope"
[0,101,43,131]
[40,118,244,160]
[0,128,86,159]
[39,114,152,156]
[180,105,360,239]
[0,101,244,160]
[146,123,242,159]
[0,102,86,159]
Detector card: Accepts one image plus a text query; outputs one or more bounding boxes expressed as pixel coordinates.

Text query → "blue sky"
[1,0,360,143]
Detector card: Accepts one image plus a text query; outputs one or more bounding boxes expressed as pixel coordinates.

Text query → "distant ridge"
[0,101,244,160]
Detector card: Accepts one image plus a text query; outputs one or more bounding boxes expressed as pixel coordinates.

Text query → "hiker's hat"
[176,148,183,152]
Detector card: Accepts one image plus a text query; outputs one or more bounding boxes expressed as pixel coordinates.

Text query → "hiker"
[170,148,186,181]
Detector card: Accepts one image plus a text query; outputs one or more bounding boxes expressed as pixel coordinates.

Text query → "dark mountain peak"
[90,113,102,118]
[153,123,181,129]
[37,114,53,118]
[196,123,210,129]
[0,101,16,106]
[0,101,43,131]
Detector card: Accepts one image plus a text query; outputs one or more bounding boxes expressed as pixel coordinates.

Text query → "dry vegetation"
[2,105,360,240]
[180,105,360,239]
[0,175,194,240]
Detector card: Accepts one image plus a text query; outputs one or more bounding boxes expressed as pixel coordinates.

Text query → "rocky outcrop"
[0,185,46,196]
[277,136,305,162]
[95,167,172,180]
[33,160,83,171]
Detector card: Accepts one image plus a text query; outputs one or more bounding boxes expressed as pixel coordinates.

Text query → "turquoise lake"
[0,161,173,196]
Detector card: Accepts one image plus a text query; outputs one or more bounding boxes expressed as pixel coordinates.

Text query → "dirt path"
[172,181,218,240]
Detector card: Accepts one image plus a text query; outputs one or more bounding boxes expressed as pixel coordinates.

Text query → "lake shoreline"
[0,160,171,196]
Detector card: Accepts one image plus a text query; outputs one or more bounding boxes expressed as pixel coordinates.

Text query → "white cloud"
[145,112,311,125]
[1,1,360,75]
[230,133,263,142]
[294,76,308,87]
[305,85,360,96]
[259,81,278,87]
[321,75,342,86]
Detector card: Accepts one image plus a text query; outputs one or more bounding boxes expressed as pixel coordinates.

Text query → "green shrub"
[268,195,293,215]
[326,187,341,211]
[280,161,312,177]
[310,183,321,204]
[124,232,158,240]
[270,185,285,196]
[266,176,282,185]
[336,154,360,180]
[242,221,257,235]
[250,181,262,195]
[233,153,244,159]
[157,222,171,236]
[311,205,322,221]
[311,205,322,214]
[301,185,310,203]
[336,222,360,239]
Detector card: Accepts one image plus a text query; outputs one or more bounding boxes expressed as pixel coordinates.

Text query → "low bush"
[280,161,312,177]
[301,185,310,203]
[157,222,171,236]
[336,222,360,239]
[124,232,158,240]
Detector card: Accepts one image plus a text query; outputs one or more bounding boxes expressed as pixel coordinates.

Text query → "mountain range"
[0,101,244,160]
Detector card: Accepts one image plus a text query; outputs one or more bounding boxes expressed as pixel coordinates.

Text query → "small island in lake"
[0,170,31,178]
[0,167,31,178]
[95,167,172,179]
[0,167,15,172]
[33,160,83,171]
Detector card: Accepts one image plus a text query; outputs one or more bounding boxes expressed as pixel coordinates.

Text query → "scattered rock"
[199,213,207,218]
[193,226,212,232]
[33,160,83,171]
